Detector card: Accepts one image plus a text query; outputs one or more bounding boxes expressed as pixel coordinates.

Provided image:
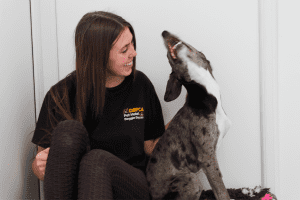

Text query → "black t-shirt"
[31,69,165,174]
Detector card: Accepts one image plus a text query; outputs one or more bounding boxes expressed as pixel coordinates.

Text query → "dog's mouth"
[168,41,184,61]
[168,41,182,60]
[162,31,183,60]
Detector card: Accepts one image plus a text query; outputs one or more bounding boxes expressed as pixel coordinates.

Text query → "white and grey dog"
[146,31,232,200]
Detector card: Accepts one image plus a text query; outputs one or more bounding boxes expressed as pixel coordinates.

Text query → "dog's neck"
[183,82,218,112]
[183,64,231,150]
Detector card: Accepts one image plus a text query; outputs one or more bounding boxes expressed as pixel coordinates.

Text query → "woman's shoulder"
[134,69,153,87]
[58,70,76,87]
[47,70,76,97]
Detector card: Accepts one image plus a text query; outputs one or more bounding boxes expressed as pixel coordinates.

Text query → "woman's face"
[107,27,137,86]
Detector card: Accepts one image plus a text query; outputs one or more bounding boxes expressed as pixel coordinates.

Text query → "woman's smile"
[125,61,133,66]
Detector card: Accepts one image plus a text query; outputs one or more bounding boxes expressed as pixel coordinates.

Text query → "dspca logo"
[123,107,144,121]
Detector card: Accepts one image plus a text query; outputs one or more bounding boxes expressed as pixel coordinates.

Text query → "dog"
[145,30,232,200]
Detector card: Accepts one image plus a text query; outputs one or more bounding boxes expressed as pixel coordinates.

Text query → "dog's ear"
[164,71,182,102]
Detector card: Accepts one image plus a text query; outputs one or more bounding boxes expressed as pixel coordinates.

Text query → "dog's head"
[162,30,215,102]
[162,31,231,150]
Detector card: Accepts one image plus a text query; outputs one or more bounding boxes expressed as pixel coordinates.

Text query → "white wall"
[0,0,39,199]
[278,0,300,199]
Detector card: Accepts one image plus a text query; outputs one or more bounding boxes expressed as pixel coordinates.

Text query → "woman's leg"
[44,120,91,200]
[78,149,151,200]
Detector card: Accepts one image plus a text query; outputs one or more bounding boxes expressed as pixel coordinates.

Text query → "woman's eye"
[122,41,134,53]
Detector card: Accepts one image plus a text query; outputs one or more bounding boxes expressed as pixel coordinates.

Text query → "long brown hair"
[29,11,137,162]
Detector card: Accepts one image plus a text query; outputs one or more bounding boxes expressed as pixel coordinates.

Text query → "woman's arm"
[165,120,171,130]
[144,118,172,156]
[144,94,186,156]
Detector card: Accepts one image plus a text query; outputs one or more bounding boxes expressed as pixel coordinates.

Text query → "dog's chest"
[186,61,231,150]
[215,103,231,150]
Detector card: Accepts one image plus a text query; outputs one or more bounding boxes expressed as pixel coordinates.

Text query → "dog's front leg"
[203,154,230,200]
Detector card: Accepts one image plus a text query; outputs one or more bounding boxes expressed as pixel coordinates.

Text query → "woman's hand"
[32,147,50,181]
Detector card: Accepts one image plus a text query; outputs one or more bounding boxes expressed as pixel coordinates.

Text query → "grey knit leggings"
[43,120,151,200]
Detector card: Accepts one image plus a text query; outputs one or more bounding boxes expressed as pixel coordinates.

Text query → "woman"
[30,11,172,199]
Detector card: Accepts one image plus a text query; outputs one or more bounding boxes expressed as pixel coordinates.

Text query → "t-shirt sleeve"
[144,78,165,141]
[31,91,56,148]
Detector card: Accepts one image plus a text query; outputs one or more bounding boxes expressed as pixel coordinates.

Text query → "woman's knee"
[80,149,114,162]
[80,149,116,171]
[51,120,90,150]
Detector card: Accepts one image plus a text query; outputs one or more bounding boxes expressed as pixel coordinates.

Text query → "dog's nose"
[162,31,170,38]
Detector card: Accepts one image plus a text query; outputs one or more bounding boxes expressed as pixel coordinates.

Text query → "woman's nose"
[130,45,137,58]
[132,49,137,57]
